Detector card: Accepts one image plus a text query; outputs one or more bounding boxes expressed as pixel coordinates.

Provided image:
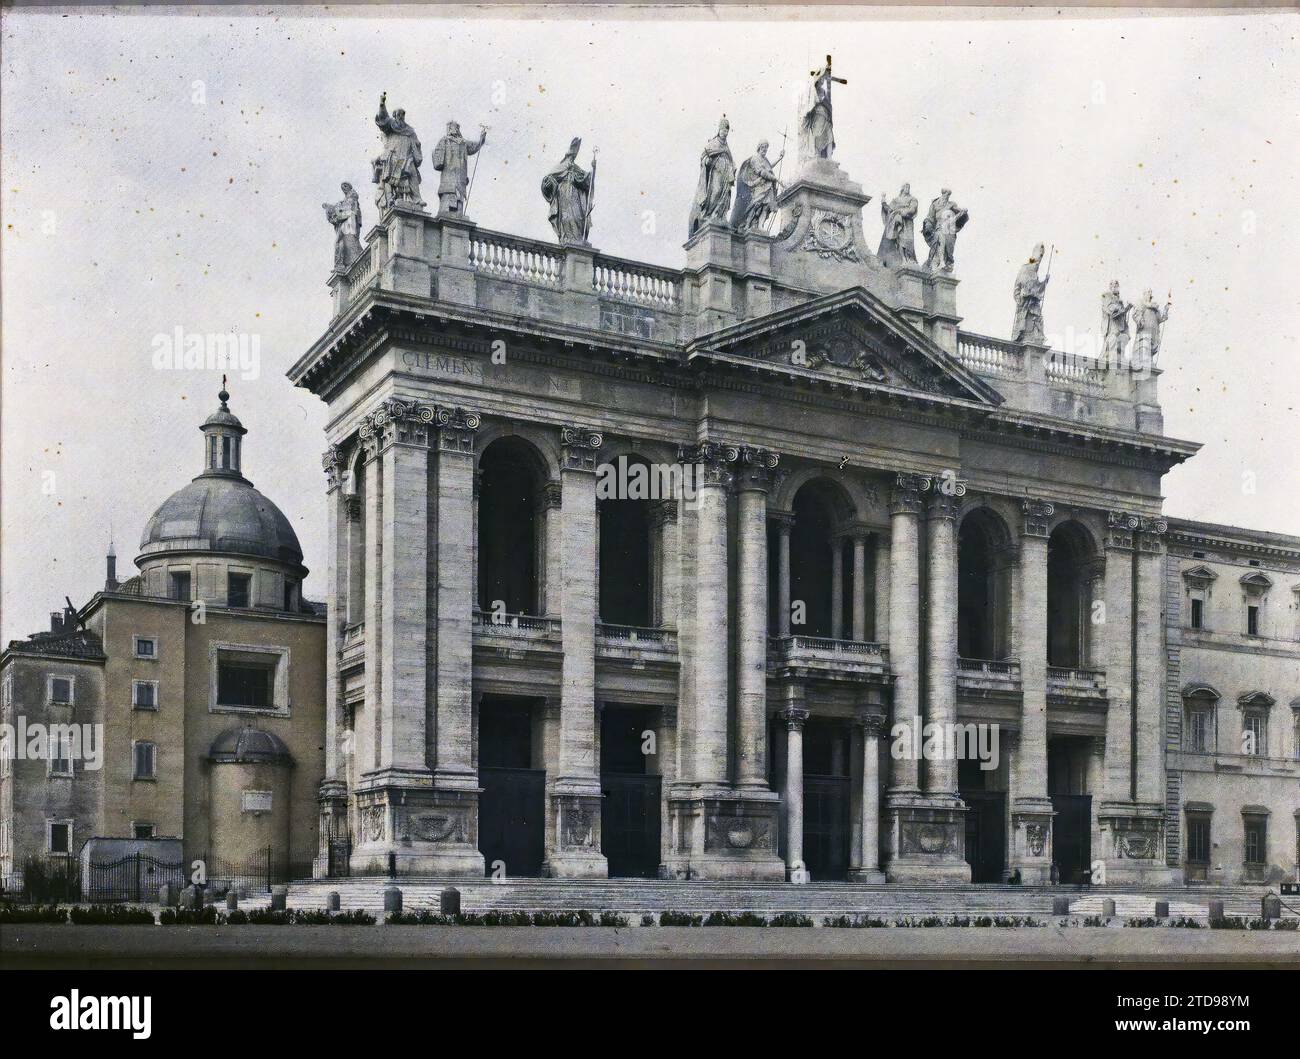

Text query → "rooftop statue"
[372,93,423,210]
[1011,242,1051,345]
[922,188,968,275]
[322,182,364,271]
[542,137,596,245]
[799,55,845,161]
[731,140,785,234]
[1101,280,1133,363]
[877,184,918,267]
[1133,289,1172,364]
[688,116,737,237]
[432,120,487,216]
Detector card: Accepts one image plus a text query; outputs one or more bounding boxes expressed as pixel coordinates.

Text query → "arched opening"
[1046,521,1096,668]
[789,480,850,638]
[957,508,1012,660]
[478,437,546,615]
[598,455,653,626]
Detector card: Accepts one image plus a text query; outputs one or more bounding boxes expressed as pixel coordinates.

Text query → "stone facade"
[292,145,1216,886]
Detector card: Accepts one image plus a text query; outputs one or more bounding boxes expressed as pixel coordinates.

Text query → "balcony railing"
[472,610,562,638]
[956,333,1024,376]
[469,230,563,287]
[957,657,1020,677]
[1047,666,1107,693]
[596,623,679,655]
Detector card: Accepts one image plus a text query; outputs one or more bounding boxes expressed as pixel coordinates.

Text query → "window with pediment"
[1182,684,1220,754]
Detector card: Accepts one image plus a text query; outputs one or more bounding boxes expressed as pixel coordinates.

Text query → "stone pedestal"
[543,785,607,878]
[349,779,484,876]
[1097,803,1174,885]
[663,786,785,881]
[885,799,972,884]
[1009,801,1055,885]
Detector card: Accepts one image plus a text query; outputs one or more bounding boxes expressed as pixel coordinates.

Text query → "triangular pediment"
[685,287,1003,407]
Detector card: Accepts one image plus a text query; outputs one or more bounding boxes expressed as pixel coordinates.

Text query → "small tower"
[105,538,119,591]
[200,380,249,478]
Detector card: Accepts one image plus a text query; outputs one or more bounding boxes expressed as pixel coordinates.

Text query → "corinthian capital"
[560,423,603,472]
[435,406,481,454]
[1021,498,1056,538]
[734,446,780,492]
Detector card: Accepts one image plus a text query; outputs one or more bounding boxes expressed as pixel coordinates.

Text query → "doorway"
[478,697,545,878]
[1048,737,1093,884]
[802,721,851,880]
[959,757,1006,883]
[600,706,662,878]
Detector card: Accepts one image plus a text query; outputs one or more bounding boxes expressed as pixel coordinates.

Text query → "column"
[692,444,732,786]
[379,411,431,772]
[873,532,890,643]
[1011,499,1054,883]
[1102,515,1136,803]
[851,531,868,642]
[1016,500,1051,803]
[773,511,793,638]
[471,468,481,612]
[1135,525,1167,805]
[924,489,960,799]
[850,713,886,881]
[782,707,809,880]
[654,499,680,628]
[432,408,480,787]
[541,483,562,615]
[361,436,382,776]
[546,424,607,876]
[735,450,777,790]
[887,476,923,796]
[321,447,346,783]
[830,536,845,640]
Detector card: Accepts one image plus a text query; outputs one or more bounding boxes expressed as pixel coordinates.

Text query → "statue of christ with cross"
[800,54,846,161]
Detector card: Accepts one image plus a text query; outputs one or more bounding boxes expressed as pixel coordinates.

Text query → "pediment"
[1181,564,1217,585]
[686,287,1002,407]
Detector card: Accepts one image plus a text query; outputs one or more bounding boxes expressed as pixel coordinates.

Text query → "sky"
[2,5,1298,643]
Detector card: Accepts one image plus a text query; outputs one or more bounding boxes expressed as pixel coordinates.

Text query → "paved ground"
[4,922,1299,968]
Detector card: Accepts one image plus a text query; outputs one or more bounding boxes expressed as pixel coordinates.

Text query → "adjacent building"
[0,391,326,890]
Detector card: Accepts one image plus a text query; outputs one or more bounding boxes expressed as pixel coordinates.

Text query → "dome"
[139,474,304,569]
[208,725,293,765]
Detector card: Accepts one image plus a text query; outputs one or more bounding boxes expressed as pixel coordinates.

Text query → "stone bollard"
[1208,899,1225,922]
[226,891,239,912]
[1101,898,1116,919]
[1154,900,1169,919]
[1052,897,1071,916]
[326,891,341,913]
[441,887,461,916]
[183,884,204,910]
[383,886,403,914]
[270,885,288,912]
[158,883,177,908]
[1262,894,1281,921]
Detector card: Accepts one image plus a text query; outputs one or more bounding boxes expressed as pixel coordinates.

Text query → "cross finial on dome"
[218,375,230,408]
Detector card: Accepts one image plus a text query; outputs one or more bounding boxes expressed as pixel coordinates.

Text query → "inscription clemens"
[400,349,591,398]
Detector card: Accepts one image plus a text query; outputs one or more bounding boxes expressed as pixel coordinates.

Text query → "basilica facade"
[293,106,1234,886]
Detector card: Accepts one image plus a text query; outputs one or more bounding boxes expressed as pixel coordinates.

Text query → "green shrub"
[1272,918,1298,931]
[1126,917,1159,928]
[0,904,68,924]
[1209,916,1246,930]
[1169,917,1203,929]
[69,905,155,925]
[768,912,813,927]
[703,911,767,927]
[159,906,221,925]
[658,910,703,927]
[823,914,886,928]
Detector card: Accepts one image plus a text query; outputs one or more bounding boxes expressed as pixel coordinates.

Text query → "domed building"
[0,389,327,895]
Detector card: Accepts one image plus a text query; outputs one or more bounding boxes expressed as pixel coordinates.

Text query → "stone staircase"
[237,878,1284,921]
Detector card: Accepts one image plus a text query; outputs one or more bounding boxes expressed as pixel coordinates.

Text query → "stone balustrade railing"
[957,657,1021,677]
[591,257,681,309]
[472,610,562,637]
[468,230,563,287]
[596,623,679,650]
[1045,350,1107,394]
[1047,665,1107,689]
[956,333,1023,376]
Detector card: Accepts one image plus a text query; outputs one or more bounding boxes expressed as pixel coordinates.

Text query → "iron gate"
[479,766,546,877]
[86,853,187,902]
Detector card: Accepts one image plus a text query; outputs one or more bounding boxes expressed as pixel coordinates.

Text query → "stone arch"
[957,504,1015,661]
[1046,518,1101,668]
[478,434,552,615]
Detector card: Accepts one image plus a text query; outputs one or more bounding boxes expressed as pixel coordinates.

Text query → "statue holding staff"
[730,140,784,234]
[541,137,596,244]
[1011,242,1051,345]
[432,121,487,215]
[800,54,846,161]
[1132,289,1172,363]
[688,116,737,236]
[1101,280,1133,364]
[322,182,364,270]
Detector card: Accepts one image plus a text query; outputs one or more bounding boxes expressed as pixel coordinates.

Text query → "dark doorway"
[478,439,543,615]
[1046,522,1095,668]
[1048,736,1093,884]
[959,757,1006,883]
[802,721,850,880]
[598,457,653,627]
[478,697,545,877]
[600,707,662,878]
[789,484,837,637]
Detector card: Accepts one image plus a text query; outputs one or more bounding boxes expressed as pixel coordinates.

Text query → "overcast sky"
[2,6,1298,642]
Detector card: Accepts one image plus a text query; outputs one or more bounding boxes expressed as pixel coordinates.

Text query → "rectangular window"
[227,573,251,608]
[134,636,156,659]
[49,734,73,777]
[283,581,296,612]
[47,822,71,855]
[1244,818,1267,865]
[132,823,156,840]
[1247,605,1259,635]
[170,571,192,602]
[1243,713,1266,756]
[1186,815,1211,864]
[132,680,157,711]
[222,435,232,469]
[1187,710,1211,753]
[208,435,218,470]
[133,741,156,780]
[217,662,273,708]
[1189,598,1203,630]
[49,676,73,705]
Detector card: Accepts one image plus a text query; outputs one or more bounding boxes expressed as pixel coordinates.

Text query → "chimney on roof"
[50,611,65,634]
[106,539,119,591]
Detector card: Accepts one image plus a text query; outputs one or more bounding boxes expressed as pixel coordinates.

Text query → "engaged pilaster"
[924,489,960,800]
[735,447,779,790]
